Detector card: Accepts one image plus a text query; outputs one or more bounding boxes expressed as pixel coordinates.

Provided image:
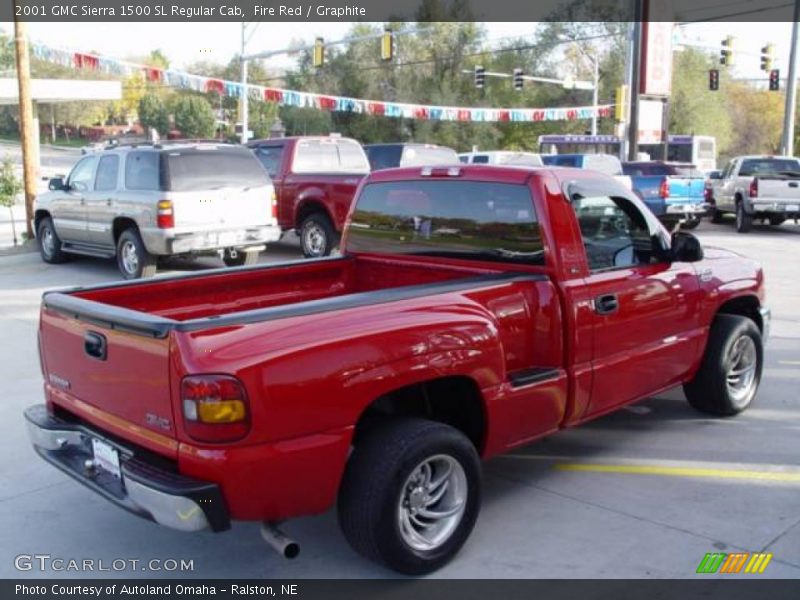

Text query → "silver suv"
[34,141,281,279]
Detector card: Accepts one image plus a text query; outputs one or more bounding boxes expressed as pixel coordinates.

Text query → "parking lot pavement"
[0,221,798,579]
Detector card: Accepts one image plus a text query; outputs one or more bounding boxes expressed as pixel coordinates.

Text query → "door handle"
[594,294,619,315]
[106,198,113,206]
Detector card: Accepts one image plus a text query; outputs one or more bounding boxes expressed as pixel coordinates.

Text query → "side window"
[571,193,664,271]
[472,155,490,164]
[94,155,119,192]
[721,160,735,179]
[67,156,97,192]
[125,151,161,191]
[253,145,284,179]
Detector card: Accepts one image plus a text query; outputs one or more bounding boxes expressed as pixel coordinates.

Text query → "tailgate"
[667,177,706,203]
[757,178,800,200]
[39,304,177,458]
[170,185,274,231]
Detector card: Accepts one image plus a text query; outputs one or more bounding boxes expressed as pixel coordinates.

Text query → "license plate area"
[91,437,121,479]
[785,204,799,212]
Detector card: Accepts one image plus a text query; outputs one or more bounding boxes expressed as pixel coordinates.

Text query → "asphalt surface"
[0,217,799,579]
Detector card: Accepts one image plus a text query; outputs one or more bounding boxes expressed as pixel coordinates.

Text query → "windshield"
[346,180,544,265]
[739,158,800,177]
[164,147,269,191]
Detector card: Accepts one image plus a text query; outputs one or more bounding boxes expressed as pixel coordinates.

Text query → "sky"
[0,20,795,82]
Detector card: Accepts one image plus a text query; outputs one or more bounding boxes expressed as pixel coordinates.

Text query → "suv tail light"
[271,191,278,220]
[749,178,758,198]
[181,375,250,442]
[157,200,174,229]
[659,179,670,199]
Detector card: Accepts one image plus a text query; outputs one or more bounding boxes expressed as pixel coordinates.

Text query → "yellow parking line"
[554,463,800,482]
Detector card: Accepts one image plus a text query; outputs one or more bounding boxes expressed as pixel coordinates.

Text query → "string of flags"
[25,40,613,124]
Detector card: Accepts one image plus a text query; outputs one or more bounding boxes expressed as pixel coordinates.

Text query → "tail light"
[659,179,670,199]
[271,191,278,220]
[749,178,758,198]
[181,375,250,442]
[157,200,174,229]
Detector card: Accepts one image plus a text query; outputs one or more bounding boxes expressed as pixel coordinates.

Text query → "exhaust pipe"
[260,522,300,559]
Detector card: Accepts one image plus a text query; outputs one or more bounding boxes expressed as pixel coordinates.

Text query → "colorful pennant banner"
[25,41,613,124]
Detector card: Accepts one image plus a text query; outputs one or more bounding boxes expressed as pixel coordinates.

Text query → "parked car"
[709,155,800,232]
[541,153,633,189]
[27,163,769,574]
[34,141,281,278]
[622,161,708,229]
[364,143,459,171]
[249,136,370,257]
[458,150,544,166]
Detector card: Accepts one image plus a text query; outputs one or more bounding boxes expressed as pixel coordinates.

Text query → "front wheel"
[680,217,701,230]
[223,248,259,267]
[37,216,70,264]
[338,418,481,575]
[300,213,338,258]
[710,208,725,224]
[683,314,763,416]
[116,228,157,279]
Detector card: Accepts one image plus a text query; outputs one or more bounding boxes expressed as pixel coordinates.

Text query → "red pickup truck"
[248,136,370,257]
[26,165,769,574]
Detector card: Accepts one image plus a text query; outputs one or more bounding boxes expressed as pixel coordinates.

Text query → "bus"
[538,134,717,173]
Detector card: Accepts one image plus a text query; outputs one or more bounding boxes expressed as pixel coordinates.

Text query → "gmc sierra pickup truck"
[248,136,370,257]
[26,165,769,575]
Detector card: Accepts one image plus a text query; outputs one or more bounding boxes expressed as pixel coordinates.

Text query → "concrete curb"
[0,240,37,257]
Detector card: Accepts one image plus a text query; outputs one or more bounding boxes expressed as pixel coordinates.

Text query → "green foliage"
[138,93,170,135]
[0,155,22,209]
[172,95,215,138]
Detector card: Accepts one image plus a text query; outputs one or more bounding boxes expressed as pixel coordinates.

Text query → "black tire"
[768,216,786,226]
[299,213,338,258]
[710,208,725,224]
[338,418,481,575]
[683,314,763,416]
[223,248,259,267]
[37,216,70,264]
[735,200,753,233]
[116,228,157,279]
[680,217,701,230]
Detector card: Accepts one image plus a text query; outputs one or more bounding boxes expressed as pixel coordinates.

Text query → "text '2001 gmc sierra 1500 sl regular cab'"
[26,165,769,574]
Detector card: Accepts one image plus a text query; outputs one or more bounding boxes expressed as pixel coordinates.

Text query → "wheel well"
[295,201,331,230]
[353,376,486,453]
[717,296,763,333]
[112,218,138,244]
[34,209,50,233]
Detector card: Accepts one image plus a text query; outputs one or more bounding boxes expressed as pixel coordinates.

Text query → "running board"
[62,243,115,259]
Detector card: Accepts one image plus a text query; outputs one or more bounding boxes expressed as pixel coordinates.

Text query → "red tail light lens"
[181,375,250,442]
[749,179,758,198]
[659,179,670,199]
[157,200,174,229]
[271,191,278,220]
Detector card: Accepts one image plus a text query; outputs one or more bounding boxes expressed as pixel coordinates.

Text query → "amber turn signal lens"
[196,399,246,423]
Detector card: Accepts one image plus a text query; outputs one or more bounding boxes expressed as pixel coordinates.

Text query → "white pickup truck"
[710,155,800,232]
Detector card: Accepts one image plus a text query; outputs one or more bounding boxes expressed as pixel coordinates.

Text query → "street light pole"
[782,2,800,156]
[591,56,599,136]
[240,22,249,145]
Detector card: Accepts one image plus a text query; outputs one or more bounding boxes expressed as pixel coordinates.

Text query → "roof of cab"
[363,164,553,185]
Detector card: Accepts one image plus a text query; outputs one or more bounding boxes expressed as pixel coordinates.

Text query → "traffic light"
[709,69,719,91]
[313,37,324,68]
[770,69,780,91]
[615,85,629,120]
[720,36,735,67]
[513,68,524,91]
[381,29,393,61]
[760,44,775,71]
[474,65,485,89]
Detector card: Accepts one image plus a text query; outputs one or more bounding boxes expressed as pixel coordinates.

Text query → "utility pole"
[591,56,599,136]
[627,0,644,162]
[240,22,249,145]
[13,12,36,239]
[621,21,634,161]
[782,1,800,156]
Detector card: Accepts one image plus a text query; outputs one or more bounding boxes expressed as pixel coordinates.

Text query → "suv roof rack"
[112,139,236,150]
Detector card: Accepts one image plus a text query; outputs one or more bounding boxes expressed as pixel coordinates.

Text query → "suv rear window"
[163,146,270,192]
[293,139,370,174]
[347,180,544,265]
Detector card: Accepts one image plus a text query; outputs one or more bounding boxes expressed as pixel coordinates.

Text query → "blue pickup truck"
[622,161,708,229]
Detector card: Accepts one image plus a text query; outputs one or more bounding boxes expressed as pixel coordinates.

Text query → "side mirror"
[670,231,704,263]
[708,171,722,180]
[48,177,66,191]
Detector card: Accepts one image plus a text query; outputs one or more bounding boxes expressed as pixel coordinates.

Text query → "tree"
[173,96,215,138]
[138,93,169,137]
[727,82,783,156]
[0,155,23,246]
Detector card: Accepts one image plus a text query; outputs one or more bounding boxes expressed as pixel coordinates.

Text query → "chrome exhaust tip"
[260,522,299,559]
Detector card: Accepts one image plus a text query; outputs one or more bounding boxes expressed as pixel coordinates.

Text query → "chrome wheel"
[726,335,758,408]
[120,240,139,275]
[302,223,326,257]
[397,454,467,552]
[41,226,55,258]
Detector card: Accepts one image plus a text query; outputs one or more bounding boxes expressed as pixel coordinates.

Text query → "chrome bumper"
[142,225,282,255]
[665,203,710,215]
[24,405,229,533]
[759,307,771,344]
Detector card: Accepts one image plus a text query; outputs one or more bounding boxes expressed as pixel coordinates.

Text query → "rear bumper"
[665,202,710,215]
[141,225,282,255]
[748,199,800,216]
[24,404,230,533]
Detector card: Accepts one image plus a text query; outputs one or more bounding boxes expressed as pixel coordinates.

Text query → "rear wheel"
[680,217,701,230]
[37,216,70,264]
[116,228,157,279]
[338,418,481,575]
[683,314,763,416]
[223,248,259,267]
[300,213,338,258]
[735,200,753,233]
